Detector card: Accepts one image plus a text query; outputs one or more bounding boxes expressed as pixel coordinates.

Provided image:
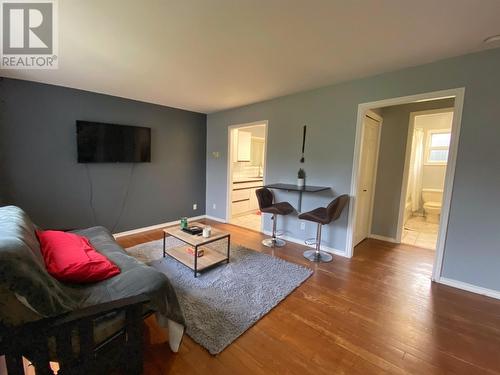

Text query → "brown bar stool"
[255,187,294,247]
[298,194,349,262]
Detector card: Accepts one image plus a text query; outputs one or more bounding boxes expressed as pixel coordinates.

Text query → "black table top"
[264,183,330,193]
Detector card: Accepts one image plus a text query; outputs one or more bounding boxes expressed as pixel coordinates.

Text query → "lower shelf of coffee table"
[165,244,228,271]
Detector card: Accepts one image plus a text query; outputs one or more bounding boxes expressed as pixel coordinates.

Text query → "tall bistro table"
[163,223,230,277]
[264,183,331,212]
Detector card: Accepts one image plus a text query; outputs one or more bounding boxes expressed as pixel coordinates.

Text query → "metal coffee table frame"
[162,230,231,277]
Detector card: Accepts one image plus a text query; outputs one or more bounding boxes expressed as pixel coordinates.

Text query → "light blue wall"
[206,48,500,292]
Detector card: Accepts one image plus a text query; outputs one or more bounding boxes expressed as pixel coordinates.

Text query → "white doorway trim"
[395,107,455,244]
[345,88,465,283]
[226,120,268,233]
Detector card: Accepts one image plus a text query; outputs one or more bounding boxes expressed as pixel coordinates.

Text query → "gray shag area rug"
[126,237,312,354]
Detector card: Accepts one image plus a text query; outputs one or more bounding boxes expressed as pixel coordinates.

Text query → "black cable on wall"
[85,163,135,233]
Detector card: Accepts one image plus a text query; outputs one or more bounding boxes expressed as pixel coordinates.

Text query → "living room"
[1,1,500,374]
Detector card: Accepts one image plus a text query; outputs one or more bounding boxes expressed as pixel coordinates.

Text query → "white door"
[354,115,381,245]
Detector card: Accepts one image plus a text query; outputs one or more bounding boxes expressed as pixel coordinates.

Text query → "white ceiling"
[2,0,500,113]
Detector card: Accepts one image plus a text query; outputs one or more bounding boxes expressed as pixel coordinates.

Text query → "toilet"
[421,189,443,224]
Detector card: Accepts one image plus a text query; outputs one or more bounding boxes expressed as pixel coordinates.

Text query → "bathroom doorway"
[348,88,464,281]
[227,121,268,232]
[399,109,454,250]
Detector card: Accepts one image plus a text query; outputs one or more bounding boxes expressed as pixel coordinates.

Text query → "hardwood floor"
[116,220,500,375]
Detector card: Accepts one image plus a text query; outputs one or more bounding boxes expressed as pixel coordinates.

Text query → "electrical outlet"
[212,203,216,209]
[300,222,306,230]
[193,203,197,210]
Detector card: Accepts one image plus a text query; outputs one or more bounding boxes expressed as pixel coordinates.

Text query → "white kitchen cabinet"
[249,187,259,210]
[237,130,251,162]
[232,199,250,216]
[231,180,263,216]
[232,188,251,202]
[250,137,265,166]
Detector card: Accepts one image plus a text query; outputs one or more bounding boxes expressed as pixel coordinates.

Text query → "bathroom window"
[426,130,451,165]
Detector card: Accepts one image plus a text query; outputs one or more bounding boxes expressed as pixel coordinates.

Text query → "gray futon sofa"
[0,205,185,373]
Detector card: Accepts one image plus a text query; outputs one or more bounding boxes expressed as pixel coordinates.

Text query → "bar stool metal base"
[262,213,286,247]
[262,238,286,247]
[303,250,333,262]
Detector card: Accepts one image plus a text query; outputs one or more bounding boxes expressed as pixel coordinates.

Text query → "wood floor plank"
[115,220,500,374]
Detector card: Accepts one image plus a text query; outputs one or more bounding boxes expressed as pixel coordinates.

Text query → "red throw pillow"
[36,230,120,283]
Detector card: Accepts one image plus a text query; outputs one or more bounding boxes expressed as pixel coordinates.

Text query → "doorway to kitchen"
[227,121,268,232]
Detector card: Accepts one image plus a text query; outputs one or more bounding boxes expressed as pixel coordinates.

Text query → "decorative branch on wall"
[300,125,307,163]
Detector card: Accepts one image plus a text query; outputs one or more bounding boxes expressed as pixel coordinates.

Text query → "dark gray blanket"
[0,205,184,328]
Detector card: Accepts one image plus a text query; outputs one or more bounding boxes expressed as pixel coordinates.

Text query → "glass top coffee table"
[162,223,230,277]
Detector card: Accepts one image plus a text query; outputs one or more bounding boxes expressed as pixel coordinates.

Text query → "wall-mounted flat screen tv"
[77,121,151,163]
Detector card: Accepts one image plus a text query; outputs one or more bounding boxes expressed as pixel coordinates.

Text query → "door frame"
[396,107,455,243]
[345,88,465,282]
[353,110,383,246]
[226,120,268,233]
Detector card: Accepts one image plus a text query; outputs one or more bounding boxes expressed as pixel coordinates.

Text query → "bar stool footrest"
[304,238,317,246]
[262,238,286,248]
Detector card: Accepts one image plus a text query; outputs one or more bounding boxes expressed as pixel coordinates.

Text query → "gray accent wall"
[206,47,500,292]
[371,98,455,239]
[0,78,206,232]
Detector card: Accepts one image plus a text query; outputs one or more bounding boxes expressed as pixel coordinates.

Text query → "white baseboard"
[438,277,500,300]
[113,215,206,238]
[368,234,398,243]
[263,230,347,258]
[205,215,227,223]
